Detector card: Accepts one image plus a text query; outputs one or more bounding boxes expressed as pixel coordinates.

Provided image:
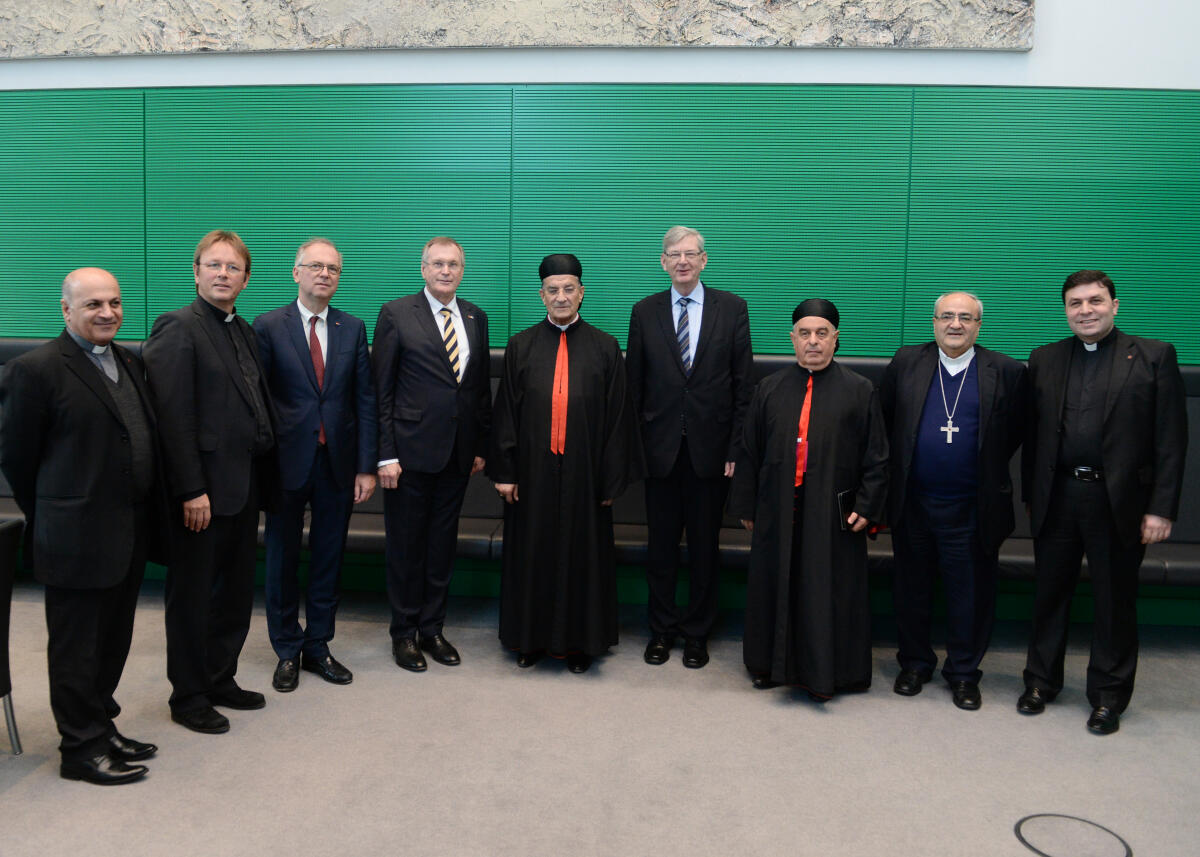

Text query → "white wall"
[1,0,1197,91]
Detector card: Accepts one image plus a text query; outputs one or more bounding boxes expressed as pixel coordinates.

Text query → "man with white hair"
[880,292,1028,710]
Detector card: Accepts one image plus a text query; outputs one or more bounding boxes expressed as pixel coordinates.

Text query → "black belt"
[1069,466,1104,482]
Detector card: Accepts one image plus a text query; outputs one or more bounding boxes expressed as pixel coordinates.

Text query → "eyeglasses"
[663,250,703,261]
[298,262,342,276]
[200,262,244,275]
[934,312,980,324]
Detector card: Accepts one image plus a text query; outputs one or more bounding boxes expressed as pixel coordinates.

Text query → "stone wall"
[0,1,1033,59]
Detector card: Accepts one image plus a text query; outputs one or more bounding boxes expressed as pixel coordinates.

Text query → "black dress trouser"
[1024,477,1145,713]
[44,504,147,758]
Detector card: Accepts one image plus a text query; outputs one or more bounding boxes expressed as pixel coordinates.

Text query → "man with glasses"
[373,237,491,672]
[626,226,752,669]
[251,238,377,692]
[144,230,278,734]
[880,292,1028,710]
[1020,270,1186,734]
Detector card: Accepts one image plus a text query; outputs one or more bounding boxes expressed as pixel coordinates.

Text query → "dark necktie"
[309,315,326,444]
[677,297,692,375]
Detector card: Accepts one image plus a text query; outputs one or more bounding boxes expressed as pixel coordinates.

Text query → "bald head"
[61,267,123,346]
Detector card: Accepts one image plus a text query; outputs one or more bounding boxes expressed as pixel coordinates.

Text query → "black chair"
[0,518,23,755]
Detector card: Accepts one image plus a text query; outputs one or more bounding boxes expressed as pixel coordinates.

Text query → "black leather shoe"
[517,651,542,668]
[1087,706,1120,735]
[61,753,147,785]
[566,652,593,673]
[302,653,353,685]
[950,680,982,710]
[752,674,780,690]
[682,638,709,669]
[893,668,933,696]
[393,638,427,672]
[171,706,230,734]
[108,730,157,761]
[209,686,266,710]
[1017,687,1051,715]
[420,633,461,666]
[273,657,299,692]
[643,634,673,665]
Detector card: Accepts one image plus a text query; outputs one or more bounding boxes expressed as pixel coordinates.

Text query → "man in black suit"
[626,226,753,668]
[1019,269,1186,734]
[143,230,277,735]
[880,292,1028,710]
[253,238,377,692]
[0,268,160,784]
[373,236,490,672]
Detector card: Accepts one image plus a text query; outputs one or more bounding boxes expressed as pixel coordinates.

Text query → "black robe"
[729,361,889,695]
[488,318,644,656]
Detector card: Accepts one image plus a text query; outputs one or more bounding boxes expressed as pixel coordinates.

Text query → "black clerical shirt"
[1059,327,1117,471]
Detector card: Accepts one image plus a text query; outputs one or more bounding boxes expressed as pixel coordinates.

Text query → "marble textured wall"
[0,1,1033,59]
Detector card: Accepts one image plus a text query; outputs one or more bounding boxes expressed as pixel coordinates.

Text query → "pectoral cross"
[940,418,959,444]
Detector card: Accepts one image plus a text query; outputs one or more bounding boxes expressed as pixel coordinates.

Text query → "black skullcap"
[792,298,840,329]
[539,253,583,282]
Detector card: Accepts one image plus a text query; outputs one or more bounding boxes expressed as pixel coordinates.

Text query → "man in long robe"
[729,299,888,698]
[488,254,644,673]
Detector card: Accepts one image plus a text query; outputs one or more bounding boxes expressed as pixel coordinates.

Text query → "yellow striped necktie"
[440,307,462,383]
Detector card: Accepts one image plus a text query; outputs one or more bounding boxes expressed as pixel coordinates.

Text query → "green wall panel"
[0,90,145,336]
[2,83,1197,362]
[143,86,512,342]
[510,85,913,353]
[906,87,1200,359]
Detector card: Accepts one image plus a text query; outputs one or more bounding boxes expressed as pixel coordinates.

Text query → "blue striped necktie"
[677,297,692,375]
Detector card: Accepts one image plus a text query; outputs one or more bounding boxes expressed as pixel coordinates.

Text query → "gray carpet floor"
[2,581,1198,857]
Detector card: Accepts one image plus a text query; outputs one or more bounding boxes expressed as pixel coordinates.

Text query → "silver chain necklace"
[938,362,969,444]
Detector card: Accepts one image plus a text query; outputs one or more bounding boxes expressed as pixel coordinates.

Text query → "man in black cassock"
[729,299,888,699]
[488,254,643,673]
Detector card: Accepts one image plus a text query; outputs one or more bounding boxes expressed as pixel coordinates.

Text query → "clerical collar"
[1078,326,1117,352]
[546,315,580,332]
[200,297,237,323]
[938,346,975,376]
[66,328,110,355]
[798,361,834,376]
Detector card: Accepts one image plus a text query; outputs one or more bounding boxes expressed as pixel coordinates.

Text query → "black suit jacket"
[372,291,491,474]
[0,331,164,588]
[1022,329,1187,547]
[880,342,1029,554]
[253,303,378,492]
[143,296,278,516]
[626,285,753,479]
